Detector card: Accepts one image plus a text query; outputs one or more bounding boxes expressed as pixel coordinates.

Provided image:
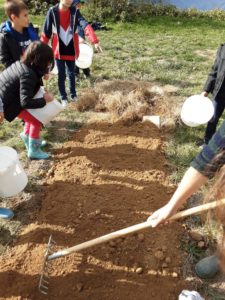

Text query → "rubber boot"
[195,255,220,279]
[28,138,49,160]
[20,132,29,150]
[20,133,47,150]
[0,207,14,219]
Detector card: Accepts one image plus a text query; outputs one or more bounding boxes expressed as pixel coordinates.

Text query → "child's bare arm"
[147,167,208,227]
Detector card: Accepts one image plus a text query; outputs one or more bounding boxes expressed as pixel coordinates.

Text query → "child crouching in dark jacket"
[0,41,54,160]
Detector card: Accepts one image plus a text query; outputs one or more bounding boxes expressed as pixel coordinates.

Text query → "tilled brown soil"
[0,121,191,300]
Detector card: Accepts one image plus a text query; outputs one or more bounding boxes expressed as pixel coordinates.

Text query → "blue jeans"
[204,94,225,143]
[56,59,76,100]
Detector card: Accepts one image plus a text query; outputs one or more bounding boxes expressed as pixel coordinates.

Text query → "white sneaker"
[61,100,68,107]
[71,97,78,102]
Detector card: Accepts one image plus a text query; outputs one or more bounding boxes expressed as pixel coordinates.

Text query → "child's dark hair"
[4,0,28,20]
[23,41,54,74]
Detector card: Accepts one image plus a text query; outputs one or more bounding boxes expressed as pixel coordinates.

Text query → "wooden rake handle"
[47,198,225,261]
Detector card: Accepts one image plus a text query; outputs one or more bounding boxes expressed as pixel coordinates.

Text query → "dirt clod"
[189,230,204,241]
[76,283,84,292]
[135,267,143,274]
[154,250,165,261]
[162,263,168,268]
[137,233,145,242]
[165,257,171,264]
[109,241,117,248]
[162,246,168,252]
[197,241,205,248]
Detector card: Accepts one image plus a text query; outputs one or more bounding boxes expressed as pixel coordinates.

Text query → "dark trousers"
[204,95,225,143]
[75,66,90,77]
[56,59,76,100]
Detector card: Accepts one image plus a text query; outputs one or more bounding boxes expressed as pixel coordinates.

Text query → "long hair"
[23,41,54,75]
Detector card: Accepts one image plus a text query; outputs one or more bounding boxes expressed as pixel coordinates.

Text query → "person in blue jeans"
[201,43,225,145]
[41,0,102,107]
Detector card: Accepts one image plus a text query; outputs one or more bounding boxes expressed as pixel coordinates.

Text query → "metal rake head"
[38,235,56,295]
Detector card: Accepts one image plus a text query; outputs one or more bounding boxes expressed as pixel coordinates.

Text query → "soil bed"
[0,120,192,300]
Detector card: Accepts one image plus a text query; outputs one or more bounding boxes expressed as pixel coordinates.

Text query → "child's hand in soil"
[0,112,4,123]
[147,203,177,227]
[44,92,54,103]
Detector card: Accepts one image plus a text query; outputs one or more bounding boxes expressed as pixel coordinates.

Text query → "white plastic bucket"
[76,43,94,69]
[181,95,214,127]
[0,146,28,197]
[27,88,64,125]
[179,290,205,300]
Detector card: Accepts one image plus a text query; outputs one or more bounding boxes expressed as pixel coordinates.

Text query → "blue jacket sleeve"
[42,9,53,40]
[76,9,89,30]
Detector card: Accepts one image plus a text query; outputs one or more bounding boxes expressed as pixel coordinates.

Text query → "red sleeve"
[40,33,49,44]
[74,33,80,60]
[84,24,99,44]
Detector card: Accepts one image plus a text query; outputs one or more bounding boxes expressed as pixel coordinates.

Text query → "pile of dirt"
[0,121,192,299]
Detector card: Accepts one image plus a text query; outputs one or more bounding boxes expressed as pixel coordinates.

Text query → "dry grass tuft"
[77,80,161,122]
[76,90,99,112]
[74,80,182,127]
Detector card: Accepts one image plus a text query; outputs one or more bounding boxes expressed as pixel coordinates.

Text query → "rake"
[38,198,225,294]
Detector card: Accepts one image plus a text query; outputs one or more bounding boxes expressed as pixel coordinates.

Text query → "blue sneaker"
[0,207,14,219]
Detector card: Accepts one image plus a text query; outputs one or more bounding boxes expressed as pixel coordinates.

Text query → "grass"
[0,5,225,298]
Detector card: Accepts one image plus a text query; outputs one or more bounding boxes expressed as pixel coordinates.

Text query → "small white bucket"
[181,95,214,127]
[0,146,28,197]
[27,88,64,125]
[76,43,94,69]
